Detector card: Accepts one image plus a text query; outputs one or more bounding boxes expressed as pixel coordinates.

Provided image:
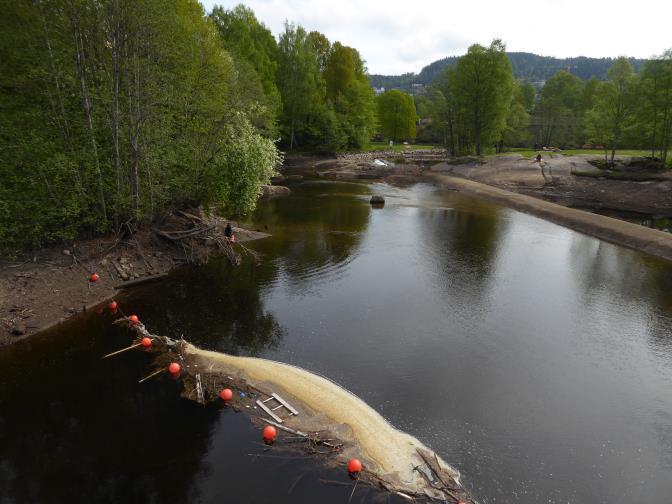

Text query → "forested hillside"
[371,52,648,89]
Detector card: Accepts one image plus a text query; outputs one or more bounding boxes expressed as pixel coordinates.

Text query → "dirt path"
[428,171,672,262]
[0,212,269,346]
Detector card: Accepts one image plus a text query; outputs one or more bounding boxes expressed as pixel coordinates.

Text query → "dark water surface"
[2,180,672,503]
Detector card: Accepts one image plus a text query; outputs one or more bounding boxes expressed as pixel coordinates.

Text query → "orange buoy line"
[219,388,233,401]
[168,362,181,375]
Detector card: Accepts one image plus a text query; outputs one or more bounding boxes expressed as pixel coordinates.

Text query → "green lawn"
[360,142,440,152]
[496,148,651,158]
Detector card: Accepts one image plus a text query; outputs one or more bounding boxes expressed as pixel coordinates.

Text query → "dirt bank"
[0,210,269,346]
[428,171,672,262]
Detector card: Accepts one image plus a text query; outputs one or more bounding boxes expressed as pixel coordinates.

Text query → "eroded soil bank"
[0,210,269,345]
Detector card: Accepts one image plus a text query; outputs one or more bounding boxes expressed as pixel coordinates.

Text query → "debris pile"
[102,314,478,504]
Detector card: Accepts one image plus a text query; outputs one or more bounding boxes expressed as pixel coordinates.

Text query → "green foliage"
[276,23,325,150]
[275,25,376,152]
[376,90,417,142]
[210,4,280,137]
[0,0,279,250]
[636,50,672,164]
[502,81,531,147]
[519,81,536,112]
[449,40,515,155]
[208,116,281,216]
[536,70,585,147]
[585,58,638,163]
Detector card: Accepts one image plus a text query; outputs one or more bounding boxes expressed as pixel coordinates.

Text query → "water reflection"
[122,262,284,355]
[0,316,213,504]
[249,181,370,290]
[3,179,672,504]
[0,313,405,504]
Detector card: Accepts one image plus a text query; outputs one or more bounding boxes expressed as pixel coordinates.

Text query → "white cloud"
[201,0,672,75]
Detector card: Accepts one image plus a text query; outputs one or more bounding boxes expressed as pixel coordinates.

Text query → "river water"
[2,180,672,503]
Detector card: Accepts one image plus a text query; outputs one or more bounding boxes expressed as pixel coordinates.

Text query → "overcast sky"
[200,0,672,75]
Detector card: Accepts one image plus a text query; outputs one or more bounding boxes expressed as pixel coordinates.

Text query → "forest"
[415,43,672,162]
[1,1,671,251]
[0,1,376,250]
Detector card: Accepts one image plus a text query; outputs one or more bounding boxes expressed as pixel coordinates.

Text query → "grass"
[572,169,669,182]
[283,142,441,155]
[494,148,651,158]
[360,142,439,152]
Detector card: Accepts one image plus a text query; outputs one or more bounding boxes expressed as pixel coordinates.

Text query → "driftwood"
[117,320,474,504]
[415,449,462,502]
[138,368,165,383]
[102,341,144,358]
[114,272,170,290]
[261,419,342,450]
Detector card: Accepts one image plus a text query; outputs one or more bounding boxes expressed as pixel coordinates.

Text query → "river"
[2,180,672,503]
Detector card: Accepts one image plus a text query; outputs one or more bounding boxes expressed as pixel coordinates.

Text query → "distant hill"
[370,52,647,90]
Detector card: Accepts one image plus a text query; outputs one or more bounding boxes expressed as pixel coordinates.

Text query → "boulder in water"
[370,195,385,205]
[259,185,291,198]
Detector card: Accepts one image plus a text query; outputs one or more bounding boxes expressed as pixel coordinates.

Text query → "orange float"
[262,425,277,443]
[347,458,362,474]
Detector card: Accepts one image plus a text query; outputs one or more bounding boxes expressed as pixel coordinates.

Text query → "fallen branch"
[261,418,341,450]
[138,368,165,383]
[114,272,170,290]
[102,341,144,358]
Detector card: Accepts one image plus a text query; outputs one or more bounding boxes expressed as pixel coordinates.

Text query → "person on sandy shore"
[533,152,551,181]
[225,222,236,242]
